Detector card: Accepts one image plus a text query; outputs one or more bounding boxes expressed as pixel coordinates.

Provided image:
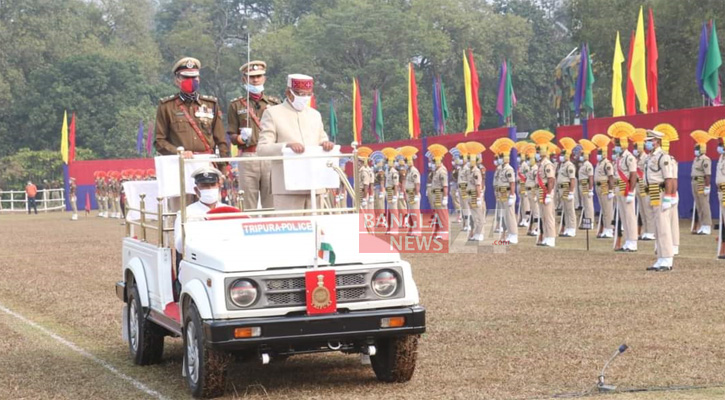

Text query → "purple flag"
[574,44,588,116]
[496,60,507,121]
[697,22,709,96]
[145,122,153,156]
[370,90,381,143]
[136,119,144,154]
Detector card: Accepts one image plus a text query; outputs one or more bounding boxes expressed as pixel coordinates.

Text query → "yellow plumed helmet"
[607,121,634,148]
[708,119,725,139]
[465,141,485,155]
[653,123,679,142]
[549,143,561,156]
[455,142,469,157]
[579,139,597,155]
[381,147,399,160]
[690,130,711,145]
[530,129,555,145]
[427,143,448,160]
[357,146,373,159]
[631,128,646,144]
[514,140,529,153]
[558,137,577,154]
[522,143,536,158]
[494,138,515,157]
[399,146,419,160]
[591,133,611,149]
[488,141,499,155]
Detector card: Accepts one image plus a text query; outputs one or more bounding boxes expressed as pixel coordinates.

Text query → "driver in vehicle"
[174,165,227,253]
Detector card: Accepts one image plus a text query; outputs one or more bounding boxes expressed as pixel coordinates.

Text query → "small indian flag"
[318,229,336,265]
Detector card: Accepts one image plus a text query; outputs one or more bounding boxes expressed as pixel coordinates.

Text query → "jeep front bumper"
[202,306,425,350]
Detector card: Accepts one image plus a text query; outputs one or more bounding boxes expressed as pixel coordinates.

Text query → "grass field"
[1,211,725,399]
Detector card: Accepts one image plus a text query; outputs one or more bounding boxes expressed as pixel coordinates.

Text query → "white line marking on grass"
[0,303,169,400]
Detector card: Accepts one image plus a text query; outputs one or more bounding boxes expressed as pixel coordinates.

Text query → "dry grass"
[1,211,725,399]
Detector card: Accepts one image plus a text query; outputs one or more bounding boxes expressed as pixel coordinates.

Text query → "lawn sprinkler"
[597,344,628,392]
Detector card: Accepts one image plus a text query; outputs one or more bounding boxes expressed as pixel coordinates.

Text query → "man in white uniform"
[174,166,226,253]
[257,74,335,211]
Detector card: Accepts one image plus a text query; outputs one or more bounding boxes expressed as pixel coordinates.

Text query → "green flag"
[441,81,449,123]
[375,90,384,142]
[504,60,514,121]
[584,43,595,113]
[702,21,722,100]
[329,100,338,142]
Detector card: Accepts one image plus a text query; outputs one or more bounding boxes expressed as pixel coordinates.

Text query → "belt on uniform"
[719,184,725,206]
[242,145,257,153]
[648,183,664,206]
[693,176,705,195]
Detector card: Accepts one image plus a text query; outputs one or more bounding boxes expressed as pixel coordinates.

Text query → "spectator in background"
[26,181,38,214]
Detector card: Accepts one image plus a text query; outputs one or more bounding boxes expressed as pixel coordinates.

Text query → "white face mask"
[199,188,219,204]
[245,83,264,94]
[633,148,640,156]
[579,155,585,162]
[516,156,521,164]
[558,155,565,163]
[289,92,311,111]
[597,154,603,162]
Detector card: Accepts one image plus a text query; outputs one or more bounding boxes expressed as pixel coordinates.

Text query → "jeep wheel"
[127,283,164,365]
[371,335,419,382]
[184,302,230,398]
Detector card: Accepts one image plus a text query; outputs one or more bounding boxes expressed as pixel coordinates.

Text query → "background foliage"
[0,0,723,186]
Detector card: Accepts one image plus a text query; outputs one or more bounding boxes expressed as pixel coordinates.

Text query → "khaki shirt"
[616,150,637,180]
[691,155,711,177]
[227,94,281,149]
[645,147,675,185]
[432,165,448,190]
[717,155,725,185]
[518,161,530,184]
[556,160,576,184]
[594,158,614,183]
[154,94,229,156]
[385,168,399,190]
[458,164,471,185]
[538,158,555,184]
[495,164,515,188]
[405,166,420,191]
[258,101,329,195]
[525,162,538,188]
[468,165,483,195]
[360,166,372,186]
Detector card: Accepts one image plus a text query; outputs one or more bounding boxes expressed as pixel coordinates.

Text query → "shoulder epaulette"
[266,95,281,104]
[200,95,218,103]
[231,96,242,102]
[159,94,177,104]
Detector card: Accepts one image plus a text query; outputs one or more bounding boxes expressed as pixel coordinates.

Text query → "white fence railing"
[0,188,66,213]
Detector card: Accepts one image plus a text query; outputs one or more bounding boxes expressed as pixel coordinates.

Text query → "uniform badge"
[237,108,247,115]
[195,104,214,122]
[311,275,331,309]
[185,59,195,69]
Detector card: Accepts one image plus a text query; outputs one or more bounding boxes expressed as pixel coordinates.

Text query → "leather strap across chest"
[175,98,212,154]
[239,98,263,129]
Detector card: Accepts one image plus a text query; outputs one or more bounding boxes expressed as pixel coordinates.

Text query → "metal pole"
[178,147,187,253]
[139,194,147,242]
[157,197,164,247]
[352,142,360,212]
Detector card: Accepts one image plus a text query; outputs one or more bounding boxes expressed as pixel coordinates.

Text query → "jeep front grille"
[263,273,369,307]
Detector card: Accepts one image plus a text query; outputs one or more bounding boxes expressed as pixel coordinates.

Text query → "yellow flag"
[630,6,648,113]
[463,51,473,134]
[60,110,68,164]
[612,31,625,117]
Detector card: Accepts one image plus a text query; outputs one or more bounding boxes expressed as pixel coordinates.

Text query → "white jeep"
[115,149,426,398]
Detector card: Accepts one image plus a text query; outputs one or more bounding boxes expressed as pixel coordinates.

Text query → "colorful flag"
[317,229,336,265]
[146,122,153,156]
[440,79,449,133]
[612,32,626,116]
[505,60,516,123]
[329,99,338,143]
[432,77,441,135]
[352,78,363,144]
[646,7,658,113]
[630,6,648,113]
[626,31,636,115]
[60,110,68,164]
[468,49,481,131]
[68,112,76,163]
[371,90,381,143]
[136,119,144,154]
[702,20,722,100]
[374,90,384,142]
[583,44,595,114]
[574,44,588,115]
[408,63,420,139]
[463,52,474,133]
[496,60,507,124]
[697,22,710,96]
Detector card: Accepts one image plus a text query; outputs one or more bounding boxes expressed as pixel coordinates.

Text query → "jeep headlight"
[229,279,258,307]
[371,270,398,298]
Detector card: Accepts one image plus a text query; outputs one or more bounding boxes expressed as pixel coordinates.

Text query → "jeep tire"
[371,335,419,382]
[183,301,230,398]
[127,283,164,365]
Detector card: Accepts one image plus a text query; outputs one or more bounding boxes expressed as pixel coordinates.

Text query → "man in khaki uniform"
[228,61,281,210]
[492,138,518,244]
[396,154,408,215]
[515,142,531,228]
[608,122,639,252]
[450,162,461,222]
[655,123,681,255]
[155,57,229,160]
[523,144,540,236]
[428,144,449,239]
[465,141,486,241]
[690,130,713,235]
[631,129,655,240]
[578,139,596,231]
[709,120,725,258]
[357,147,374,211]
[592,134,615,238]
[257,74,335,211]
[400,146,421,236]
[455,143,471,232]
[382,148,401,234]
[530,130,557,247]
[644,130,676,271]
[557,137,577,237]
[69,177,78,221]
[371,151,386,228]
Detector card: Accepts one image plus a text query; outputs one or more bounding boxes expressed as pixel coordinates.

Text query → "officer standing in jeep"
[154,57,229,160]
[228,61,281,211]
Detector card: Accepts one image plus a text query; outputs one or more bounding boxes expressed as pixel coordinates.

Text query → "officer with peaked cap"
[155,57,229,161]
[174,166,227,253]
[644,129,676,271]
[229,60,281,211]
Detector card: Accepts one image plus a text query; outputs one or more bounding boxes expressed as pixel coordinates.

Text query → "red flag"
[353,78,363,143]
[468,49,481,130]
[408,63,420,139]
[85,192,91,212]
[305,269,336,315]
[69,112,76,163]
[310,93,317,109]
[646,8,658,113]
[625,31,636,115]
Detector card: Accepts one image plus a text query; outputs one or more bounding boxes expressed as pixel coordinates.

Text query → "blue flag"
[697,22,709,96]
[136,119,144,154]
